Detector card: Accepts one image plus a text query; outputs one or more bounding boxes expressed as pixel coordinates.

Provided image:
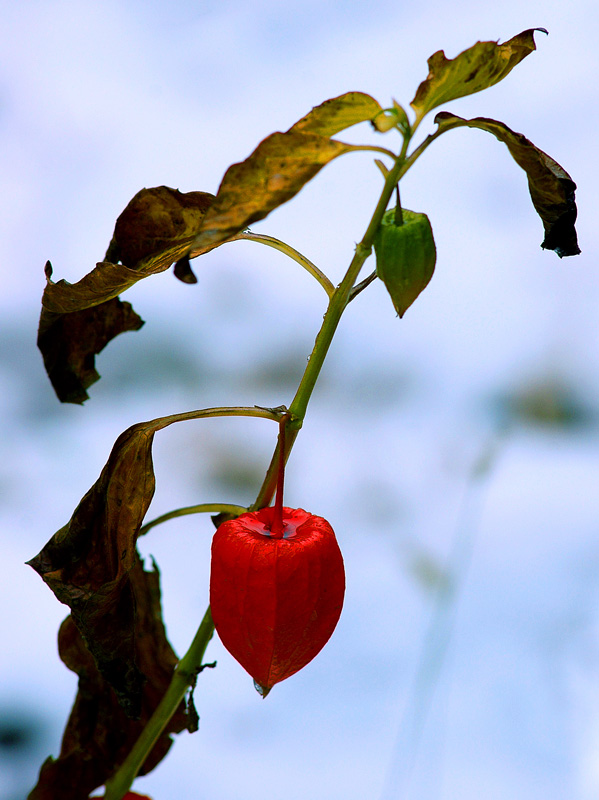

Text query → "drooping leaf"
[28,564,196,800]
[26,406,248,715]
[433,112,580,257]
[27,419,167,716]
[188,130,359,256]
[37,275,144,404]
[41,188,215,318]
[38,188,214,403]
[410,29,546,123]
[105,186,215,271]
[288,91,383,136]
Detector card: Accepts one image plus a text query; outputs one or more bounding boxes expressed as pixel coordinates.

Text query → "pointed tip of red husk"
[254,679,272,698]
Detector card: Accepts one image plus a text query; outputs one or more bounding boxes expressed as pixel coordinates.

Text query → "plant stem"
[347,270,377,302]
[104,133,415,800]
[269,415,289,536]
[230,231,335,297]
[252,144,411,510]
[103,607,215,800]
[139,503,249,537]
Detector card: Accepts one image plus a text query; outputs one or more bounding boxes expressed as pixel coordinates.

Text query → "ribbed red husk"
[210,506,345,692]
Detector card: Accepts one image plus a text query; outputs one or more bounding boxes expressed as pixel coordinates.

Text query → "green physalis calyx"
[374,208,436,317]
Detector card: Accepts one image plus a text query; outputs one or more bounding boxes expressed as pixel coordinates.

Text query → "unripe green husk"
[374,208,436,318]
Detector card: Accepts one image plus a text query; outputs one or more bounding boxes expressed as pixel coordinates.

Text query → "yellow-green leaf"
[189,130,358,256]
[410,29,546,123]
[434,112,580,257]
[288,91,383,136]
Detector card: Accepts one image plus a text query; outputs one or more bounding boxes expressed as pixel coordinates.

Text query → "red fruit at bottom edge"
[210,506,345,694]
[92,793,153,799]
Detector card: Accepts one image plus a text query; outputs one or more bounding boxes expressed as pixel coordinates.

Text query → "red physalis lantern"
[209,414,345,695]
[210,505,345,695]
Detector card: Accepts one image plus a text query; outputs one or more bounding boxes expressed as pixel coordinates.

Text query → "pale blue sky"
[1,2,598,799]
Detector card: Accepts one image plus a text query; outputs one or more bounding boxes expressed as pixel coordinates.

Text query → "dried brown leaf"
[38,188,214,403]
[434,112,580,257]
[37,285,144,404]
[28,563,195,800]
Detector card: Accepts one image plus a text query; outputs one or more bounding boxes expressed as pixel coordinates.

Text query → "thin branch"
[139,503,249,536]
[347,270,378,303]
[229,232,335,298]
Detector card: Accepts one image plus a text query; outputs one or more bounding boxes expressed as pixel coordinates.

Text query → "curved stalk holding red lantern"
[268,414,290,537]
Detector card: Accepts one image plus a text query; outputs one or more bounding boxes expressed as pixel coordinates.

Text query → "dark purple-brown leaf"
[26,407,233,717]
[37,278,144,404]
[27,420,166,716]
[105,186,215,270]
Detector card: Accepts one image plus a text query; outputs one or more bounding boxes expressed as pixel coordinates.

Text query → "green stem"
[229,231,335,298]
[150,404,286,431]
[347,270,377,302]
[351,144,399,160]
[103,607,215,800]
[252,143,411,511]
[139,503,249,537]
[104,133,415,800]
[402,126,446,172]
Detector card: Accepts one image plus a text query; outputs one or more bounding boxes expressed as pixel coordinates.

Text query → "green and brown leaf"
[187,130,360,256]
[433,112,580,257]
[411,29,546,124]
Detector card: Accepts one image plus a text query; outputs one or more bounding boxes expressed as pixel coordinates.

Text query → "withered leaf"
[38,188,214,403]
[27,407,232,716]
[105,186,215,270]
[411,29,546,123]
[433,112,580,257]
[188,130,359,256]
[28,563,196,800]
[288,91,383,137]
[37,281,144,404]
[42,188,215,317]
[27,420,166,716]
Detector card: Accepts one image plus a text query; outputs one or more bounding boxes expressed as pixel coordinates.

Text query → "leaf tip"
[44,260,53,281]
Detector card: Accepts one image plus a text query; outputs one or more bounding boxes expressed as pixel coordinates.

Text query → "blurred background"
[1,1,597,798]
